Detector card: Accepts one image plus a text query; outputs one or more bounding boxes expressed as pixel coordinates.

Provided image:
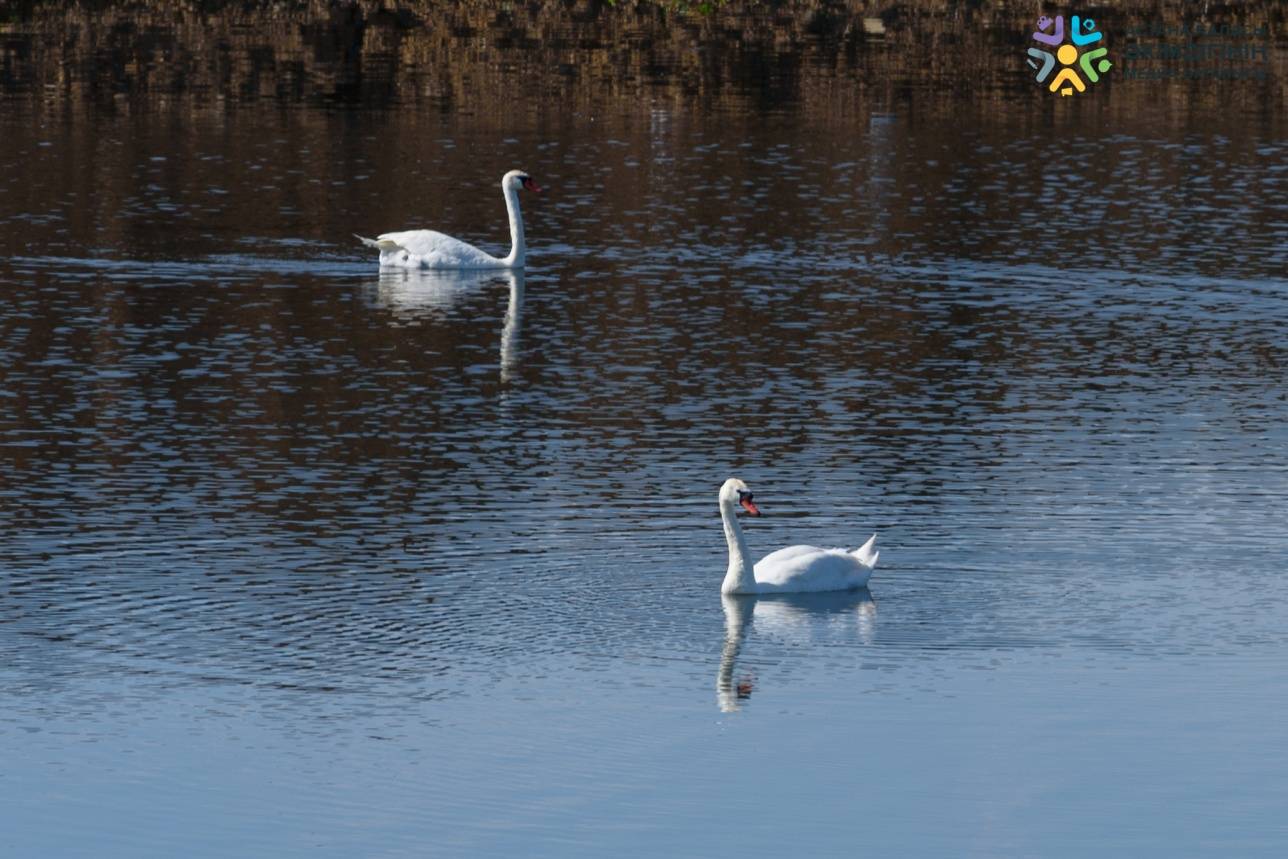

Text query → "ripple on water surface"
[1,106,1287,854]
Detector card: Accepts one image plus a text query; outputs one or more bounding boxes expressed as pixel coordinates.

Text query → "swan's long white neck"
[720,497,757,594]
[500,180,526,268]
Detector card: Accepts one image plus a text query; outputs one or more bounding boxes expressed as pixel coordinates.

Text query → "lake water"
[2,53,1288,856]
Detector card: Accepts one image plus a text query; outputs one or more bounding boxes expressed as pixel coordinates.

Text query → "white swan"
[719,477,878,594]
[355,170,541,269]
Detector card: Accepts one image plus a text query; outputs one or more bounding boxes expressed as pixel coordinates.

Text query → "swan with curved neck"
[719,477,878,594]
[355,170,542,269]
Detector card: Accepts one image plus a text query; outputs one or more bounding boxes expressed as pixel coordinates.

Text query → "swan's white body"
[355,170,537,270]
[718,477,878,595]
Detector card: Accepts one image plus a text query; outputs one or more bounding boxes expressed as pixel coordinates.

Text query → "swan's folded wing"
[756,544,823,568]
[376,229,499,267]
[754,546,871,592]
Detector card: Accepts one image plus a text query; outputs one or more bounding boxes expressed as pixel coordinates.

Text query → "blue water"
[1,101,1287,856]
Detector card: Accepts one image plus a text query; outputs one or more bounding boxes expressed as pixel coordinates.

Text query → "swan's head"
[504,170,544,194]
[720,478,761,516]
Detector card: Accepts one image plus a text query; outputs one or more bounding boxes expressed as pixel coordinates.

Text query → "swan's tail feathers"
[354,234,405,253]
[852,534,879,568]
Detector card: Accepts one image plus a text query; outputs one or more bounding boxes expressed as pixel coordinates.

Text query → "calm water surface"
[1,96,1287,856]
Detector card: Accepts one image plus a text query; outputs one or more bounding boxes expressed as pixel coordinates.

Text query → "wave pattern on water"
[1,107,1287,725]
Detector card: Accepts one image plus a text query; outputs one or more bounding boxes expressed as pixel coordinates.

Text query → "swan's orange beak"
[740,497,761,516]
[521,178,544,193]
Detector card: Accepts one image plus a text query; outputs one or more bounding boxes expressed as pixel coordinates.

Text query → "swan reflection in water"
[366,268,524,381]
[498,271,524,384]
[717,590,877,713]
